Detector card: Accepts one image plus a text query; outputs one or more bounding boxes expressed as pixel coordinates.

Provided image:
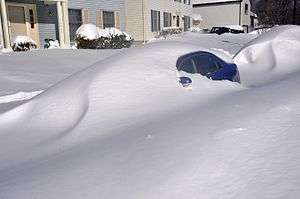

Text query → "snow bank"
[0,35,300,199]
[0,41,240,167]
[234,25,300,86]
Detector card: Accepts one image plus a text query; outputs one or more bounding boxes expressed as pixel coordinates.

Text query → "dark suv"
[210,27,244,35]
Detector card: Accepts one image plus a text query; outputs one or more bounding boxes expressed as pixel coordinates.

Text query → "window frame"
[103,11,115,28]
[151,10,161,32]
[163,12,172,27]
[176,52,224,76]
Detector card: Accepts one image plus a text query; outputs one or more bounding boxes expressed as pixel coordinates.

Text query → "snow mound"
[76,24,102,40]
[105,27,133,41]
[0,42,239,163]
[12,36,37,51]
[76,24,132,41]
[234,25,300,86]
[13,36,37,46]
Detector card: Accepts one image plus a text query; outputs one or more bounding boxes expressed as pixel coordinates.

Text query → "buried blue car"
[176,51,240,87]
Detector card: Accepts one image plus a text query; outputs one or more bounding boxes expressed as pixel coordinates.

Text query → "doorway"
[6,3,40,46]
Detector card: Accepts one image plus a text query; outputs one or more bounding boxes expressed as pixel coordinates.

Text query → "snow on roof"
[192,14,203,21]
[193,0,241,5]
[224,25,244,31]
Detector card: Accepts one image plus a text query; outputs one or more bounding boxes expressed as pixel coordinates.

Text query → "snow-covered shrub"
[12,36,37,52]
[44,39,60,49]
[76,37,100,49]
[190,27,204,33]
[76,24,101,40]
[75,24,133,49]
[156,27,183,39]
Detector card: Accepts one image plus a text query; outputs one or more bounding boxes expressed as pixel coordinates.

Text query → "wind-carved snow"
[0,90,43,104]
[0,26,299,199]
[234,25,300,86]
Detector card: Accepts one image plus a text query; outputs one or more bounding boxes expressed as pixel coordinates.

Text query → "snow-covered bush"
[12,36,37,52]
[44,39,60,49]
[190,27,204,33]
[156,27,183,39]
[75,24,133,49]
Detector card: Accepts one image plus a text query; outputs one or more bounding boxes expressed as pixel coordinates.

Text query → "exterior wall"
[193,0,252,31]
[124,0,144,41]
[5,0,126,48]
[68,0,126,31]
[125,0,193,42]
[6,0,58,47]
[193,3,241,30]
[145,0,193,40]
[241,0,251,31]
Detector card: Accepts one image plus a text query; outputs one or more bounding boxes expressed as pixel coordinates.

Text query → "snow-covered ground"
[0,49,121,96]
[0,26,299,199]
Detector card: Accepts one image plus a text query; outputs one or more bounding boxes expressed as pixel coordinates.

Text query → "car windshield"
[210,27,230,34]
[177,52,222,76]
[192,55,221,75]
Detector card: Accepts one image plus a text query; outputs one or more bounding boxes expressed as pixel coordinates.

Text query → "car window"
[178,58,196,74]
[192,55,222,76]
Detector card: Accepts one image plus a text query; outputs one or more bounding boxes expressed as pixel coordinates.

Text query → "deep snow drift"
[0,26,300,199]
[234,25,300,86]
[0,49,120,96]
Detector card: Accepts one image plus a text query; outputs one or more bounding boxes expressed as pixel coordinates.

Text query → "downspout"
[142,0,145,43]
[0,7,4,48]
[239,0,242,26]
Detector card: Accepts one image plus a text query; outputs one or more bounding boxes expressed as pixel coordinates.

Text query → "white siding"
[125,0,193,42]
[69,0,126,31]
[193,3,241,29]
[193,0,252,31]
[145,0,193,40]
[124,0,144,41]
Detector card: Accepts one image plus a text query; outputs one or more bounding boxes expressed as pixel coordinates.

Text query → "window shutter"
[114,11,120,29]
[96,10,103,28]
[82,9,90,24]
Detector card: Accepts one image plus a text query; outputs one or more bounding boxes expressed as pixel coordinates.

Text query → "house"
[193,0,253,32]
[0,0,125,50]
[0,0,193,50]
[125,0,193,42]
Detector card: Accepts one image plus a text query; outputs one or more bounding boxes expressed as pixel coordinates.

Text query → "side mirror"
[179,76,192,87]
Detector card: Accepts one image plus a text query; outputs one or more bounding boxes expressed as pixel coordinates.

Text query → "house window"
[151,10,160,32]
[103,11,115,28]
[29,9,34,28]
[163,12,172,27]
[69,9,82,41]
[245,4,249,15]
[183,16,191,31]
